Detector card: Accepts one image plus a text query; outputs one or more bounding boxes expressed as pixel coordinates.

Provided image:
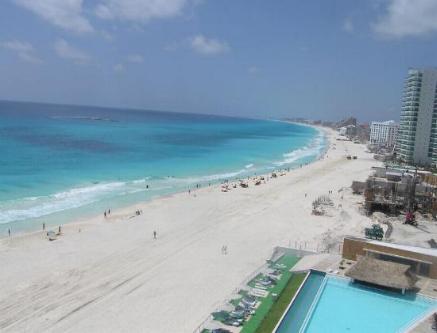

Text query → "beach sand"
[0,128,420,332]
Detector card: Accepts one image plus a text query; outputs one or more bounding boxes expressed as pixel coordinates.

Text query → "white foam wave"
[0,168,253,224]
[0,131,325,225]
[0,182,126,224]
[164,169,248,185]
[132,177,151,184]
[274,131,325,167]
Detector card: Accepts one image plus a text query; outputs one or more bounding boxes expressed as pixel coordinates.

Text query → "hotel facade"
[396,68,437,166]
[370,120,398,147]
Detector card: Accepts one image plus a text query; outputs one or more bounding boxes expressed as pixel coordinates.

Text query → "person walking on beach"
[153,230,157,240]
[108,209,111,215]
[8,228,11,237]
[104,211,107,218]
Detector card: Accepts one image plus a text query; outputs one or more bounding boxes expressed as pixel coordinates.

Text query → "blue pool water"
[0,101,325,235]
[276,271,325,333]
[277,273,437,333]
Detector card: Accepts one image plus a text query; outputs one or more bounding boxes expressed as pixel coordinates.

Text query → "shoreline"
[1,124,329,240]
[0,127,391,332]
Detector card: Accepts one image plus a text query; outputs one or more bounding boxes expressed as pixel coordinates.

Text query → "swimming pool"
[276,271,437,333]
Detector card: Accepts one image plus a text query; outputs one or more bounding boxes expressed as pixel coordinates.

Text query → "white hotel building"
[396,68,437,166]
[370,120,398,148]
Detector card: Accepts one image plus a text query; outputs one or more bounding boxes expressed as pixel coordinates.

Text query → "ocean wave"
[0,182,126,224]
[0,132,325,225]
[274,131,325,167]
[163,169,249,185]
[132,177,151,184]
[0,169,253,224]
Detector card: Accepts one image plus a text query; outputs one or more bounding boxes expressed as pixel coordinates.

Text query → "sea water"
[0,101,326,235]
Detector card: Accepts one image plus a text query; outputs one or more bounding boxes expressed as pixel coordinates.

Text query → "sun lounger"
[242,296,257,307]
[254,283,268,290]
[250,288,269,298]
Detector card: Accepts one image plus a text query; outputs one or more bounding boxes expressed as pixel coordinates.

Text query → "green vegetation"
[205,254,304,333]
[240,255,302,333]
[254,273,306,333]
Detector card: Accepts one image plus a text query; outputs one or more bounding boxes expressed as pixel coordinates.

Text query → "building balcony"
[401,106,419,111]
[402,97,420,103]
[404,87,421,93]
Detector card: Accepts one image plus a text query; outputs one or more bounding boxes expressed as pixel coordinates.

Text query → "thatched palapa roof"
[345,257,418,290]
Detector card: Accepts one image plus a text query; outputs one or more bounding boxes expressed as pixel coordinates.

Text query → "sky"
[1,0,437,122]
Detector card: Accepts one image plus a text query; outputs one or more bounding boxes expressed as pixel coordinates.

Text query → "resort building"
[338,124,356,137]
[370,120,398,147]
[396,68,437,166]
[342,236,437,278]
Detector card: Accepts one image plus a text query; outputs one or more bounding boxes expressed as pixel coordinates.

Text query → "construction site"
[352,166,437,218]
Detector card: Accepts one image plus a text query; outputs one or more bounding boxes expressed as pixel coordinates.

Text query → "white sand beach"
[0,128,430,332]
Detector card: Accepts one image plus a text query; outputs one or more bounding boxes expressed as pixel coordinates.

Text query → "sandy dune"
[0,129,384,332]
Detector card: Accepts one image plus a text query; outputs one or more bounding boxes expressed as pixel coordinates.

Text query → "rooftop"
[345,256,418,290]
[345,236,437,257]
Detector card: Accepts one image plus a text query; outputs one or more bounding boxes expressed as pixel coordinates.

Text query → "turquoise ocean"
[0,101,326,235]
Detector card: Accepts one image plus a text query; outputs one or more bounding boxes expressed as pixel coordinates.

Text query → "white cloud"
[372,0,437,38]
[1,40,42,63]
[190,35,229,56]
[54,39,90,64]
[2,40,33,53]
[17,52,43,64]
[14,0,93,34]
[343,18,354,33]
[95,0,190,22]
[127,54,144,63]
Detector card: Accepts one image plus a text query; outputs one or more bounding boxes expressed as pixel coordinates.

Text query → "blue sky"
[1,0,437,122]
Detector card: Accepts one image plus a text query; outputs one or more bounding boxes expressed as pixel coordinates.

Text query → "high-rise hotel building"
[396,68,437,166]
[370,120,398,147]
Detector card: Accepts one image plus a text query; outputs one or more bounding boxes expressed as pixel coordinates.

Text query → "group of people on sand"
[103,209,111,218]
[220,168,291,193]
[135,209,143,216]
[188,183,202,195]
[221,245,228,255]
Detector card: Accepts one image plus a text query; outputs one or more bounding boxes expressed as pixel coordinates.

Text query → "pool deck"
[416,277,437,299]
[408,311,435,333]
[290,253,341,273]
